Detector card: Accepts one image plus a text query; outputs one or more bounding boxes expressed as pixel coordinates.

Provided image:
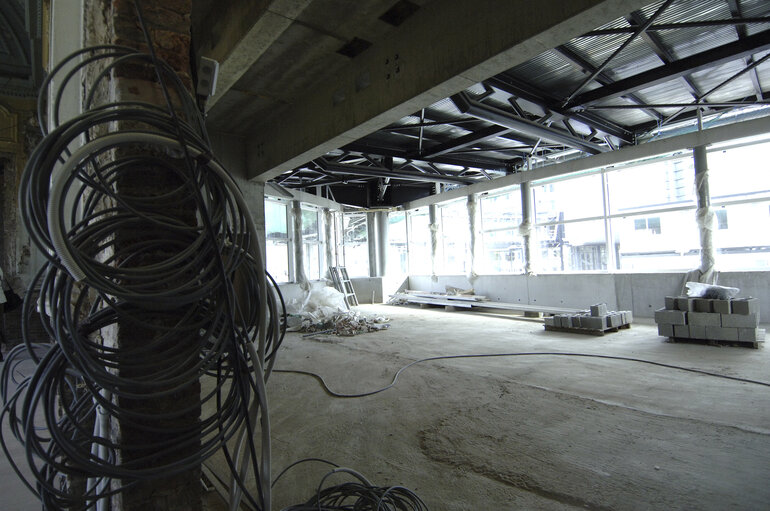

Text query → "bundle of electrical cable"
[0,41,285,510]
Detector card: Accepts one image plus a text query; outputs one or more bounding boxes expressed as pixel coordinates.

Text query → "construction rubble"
[286,286,390,336]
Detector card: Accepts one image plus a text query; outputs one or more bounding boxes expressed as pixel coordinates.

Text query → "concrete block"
[590,303,608,317]
[654,308,687,325]
[674,297,694,311]
[658,323,674,337]
[687,312,721,327]
[608,313,622,328]
[570,316,582,328]
[559,316,572,328]
[731,298,758,316]
[689,324,706,339]
[721,313,759,328]
[674,324,690,338]
[737,328,765,342]
[625,310,634,324]
[712,299,731,314]
[543,316,556,327]
[705,326,739,342]
[693,298,712,313]
[620,311,627,324]
[581,316,606,330]
[664,296,676,310]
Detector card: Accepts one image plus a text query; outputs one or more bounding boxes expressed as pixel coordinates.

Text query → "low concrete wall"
[277,278,384,306]
[408,272,770,320]
[350,277,384,304]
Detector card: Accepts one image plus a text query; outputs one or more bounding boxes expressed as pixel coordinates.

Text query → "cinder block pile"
[655,296,764,344]
[544,303,633,334]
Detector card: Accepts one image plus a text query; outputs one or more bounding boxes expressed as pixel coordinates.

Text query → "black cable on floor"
[276,351,770,398]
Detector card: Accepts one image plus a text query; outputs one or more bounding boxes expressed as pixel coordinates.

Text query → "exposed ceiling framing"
[197,0,770,208]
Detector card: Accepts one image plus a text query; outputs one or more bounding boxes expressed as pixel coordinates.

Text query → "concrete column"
[375,211,388,276]
[429,203,439,279]
[520,181,534,274]
[324,208,333,277]
[694,145,716,280]
[467,194,479,280]
[367,212,377,277]
[292,200,309,288]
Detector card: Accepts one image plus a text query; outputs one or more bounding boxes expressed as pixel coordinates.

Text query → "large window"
[480,187,523,273]
[408,209,431,274]
[708,138,770,270]
[265,199,290,282]
[301,206,322,280]
[387,211,408,276]
[533,173,607,271]
[606,154,697,270]
[342,212,369,276]
[439,200,469,274]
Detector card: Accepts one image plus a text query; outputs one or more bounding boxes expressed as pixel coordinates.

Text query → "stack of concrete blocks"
[544,303,633,333]
[655,296,765,344]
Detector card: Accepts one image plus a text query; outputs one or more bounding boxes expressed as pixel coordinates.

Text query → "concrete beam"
[246,0,649,182]
[403,114,770,209]
[196,0,313,110]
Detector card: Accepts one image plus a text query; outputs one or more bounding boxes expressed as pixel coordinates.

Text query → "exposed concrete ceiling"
[194,0,648,176]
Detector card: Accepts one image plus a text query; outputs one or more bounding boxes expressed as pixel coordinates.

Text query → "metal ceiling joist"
[583,17,770,36]
[418,125,515,158]
[314,159,476,185]
[556,44,663,120]
[343,141,514,171]
[451,92,608,155]
[568,29,770,108]
[563,0,675,105]
[485,76,634,143]
[244,0,649,181]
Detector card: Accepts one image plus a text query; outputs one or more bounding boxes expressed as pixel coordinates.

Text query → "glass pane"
[304,243,320,280]
[440,201,469,274]
[606,156,695,215]
[482,229,524,273]
[611,210,699,270]
[480,188,521,230]
[535,219,607,272]
[387,212,408,275]
[534,173,604,222]
[713,203,770,270]
[343,213,369,277]
[709,140,770,201]
[265,200,287,238]
[408,210,431,274]
[301,207,319,242]
[266,239,289,282]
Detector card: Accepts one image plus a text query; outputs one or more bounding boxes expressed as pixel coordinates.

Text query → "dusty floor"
[257,304,770,510]
[3,304,770,509]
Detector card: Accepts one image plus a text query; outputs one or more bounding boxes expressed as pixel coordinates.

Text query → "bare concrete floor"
[261,305,770,510]
[3,305,770,509]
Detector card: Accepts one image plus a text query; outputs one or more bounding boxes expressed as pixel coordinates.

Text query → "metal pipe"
[452,92,607,155]
[316,159,476,185]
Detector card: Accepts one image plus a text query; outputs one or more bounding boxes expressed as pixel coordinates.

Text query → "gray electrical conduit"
[46,131,273,508]
[276,351,770,399]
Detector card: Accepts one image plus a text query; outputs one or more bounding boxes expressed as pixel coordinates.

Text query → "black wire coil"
[1,44,284,510]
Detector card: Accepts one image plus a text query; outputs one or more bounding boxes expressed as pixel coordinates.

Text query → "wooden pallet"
[667,336,763,349]
[544,323,631,336]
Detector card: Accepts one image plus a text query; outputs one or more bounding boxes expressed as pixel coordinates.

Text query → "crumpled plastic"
[685,281,740,299]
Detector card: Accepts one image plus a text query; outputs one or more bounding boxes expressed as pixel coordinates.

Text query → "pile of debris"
[297,310,390,337]
[286,286,390,336]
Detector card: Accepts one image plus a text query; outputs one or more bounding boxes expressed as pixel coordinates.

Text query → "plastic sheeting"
[466,196,478,283]
[286,286,390,336]
[324,209,333,278]
[694,150,716,282]
[292,201,309,290]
